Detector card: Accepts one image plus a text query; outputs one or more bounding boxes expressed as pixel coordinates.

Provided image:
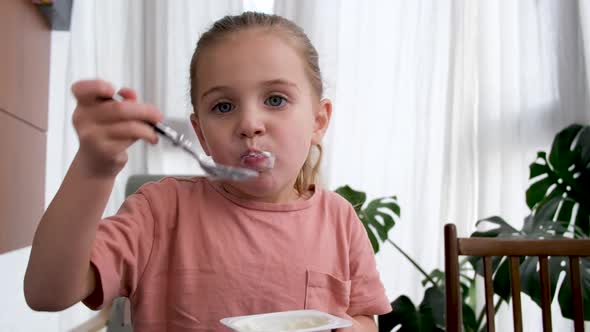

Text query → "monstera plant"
[336,123,590,331]
[468,123,590,325]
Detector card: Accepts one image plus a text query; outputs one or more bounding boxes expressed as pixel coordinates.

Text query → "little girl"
[24,12,391,331]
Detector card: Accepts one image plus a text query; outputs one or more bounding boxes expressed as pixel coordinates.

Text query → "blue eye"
[265,95,287,107]
[212,102,234,113]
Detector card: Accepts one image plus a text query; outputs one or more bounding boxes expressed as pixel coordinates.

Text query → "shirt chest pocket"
[304,270,351,317]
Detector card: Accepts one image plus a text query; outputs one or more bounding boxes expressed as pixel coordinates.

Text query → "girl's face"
[191,29,331,203]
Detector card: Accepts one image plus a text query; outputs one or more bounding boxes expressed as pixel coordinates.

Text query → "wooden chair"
[444,223,590,332]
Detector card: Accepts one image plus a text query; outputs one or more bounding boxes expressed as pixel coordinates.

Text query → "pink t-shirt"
[84,177,391,331]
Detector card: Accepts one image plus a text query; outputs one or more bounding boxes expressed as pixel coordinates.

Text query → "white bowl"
[220,309,352,332]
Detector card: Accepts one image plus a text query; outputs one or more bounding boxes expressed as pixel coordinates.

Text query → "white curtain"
[275,0,590,330]
[45,0,242,330]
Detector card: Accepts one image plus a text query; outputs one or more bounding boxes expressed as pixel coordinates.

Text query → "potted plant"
[336,123,590,331]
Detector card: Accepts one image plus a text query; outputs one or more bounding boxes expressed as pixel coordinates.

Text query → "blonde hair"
[189,12,324,194]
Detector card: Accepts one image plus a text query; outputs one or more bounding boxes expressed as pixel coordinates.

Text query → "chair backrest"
[125,174,168,197]
[125,174,196,196]
[444,223,590,332]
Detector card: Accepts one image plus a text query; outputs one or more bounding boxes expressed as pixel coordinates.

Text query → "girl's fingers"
[94,101,163,125]
[71,80,116,105]
[72,80,162,126]
[116,87,138,102]
[106,121,159,145]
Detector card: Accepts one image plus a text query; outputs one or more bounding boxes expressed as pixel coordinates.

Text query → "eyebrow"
[200,79,300,100]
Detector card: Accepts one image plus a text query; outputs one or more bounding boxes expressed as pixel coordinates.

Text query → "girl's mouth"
[240,151,275,171]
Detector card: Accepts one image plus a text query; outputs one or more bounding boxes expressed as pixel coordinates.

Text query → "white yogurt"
[221,310,352,332]
[236,315,330,331]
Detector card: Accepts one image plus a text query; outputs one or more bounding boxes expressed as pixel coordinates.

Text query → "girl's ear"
[190,113,211,155]
[311,98,332,145]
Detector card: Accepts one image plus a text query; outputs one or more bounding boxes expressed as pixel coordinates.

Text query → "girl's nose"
[238,109,266,138]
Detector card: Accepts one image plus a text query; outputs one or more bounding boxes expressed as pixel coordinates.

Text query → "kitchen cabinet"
[0,0,50,253]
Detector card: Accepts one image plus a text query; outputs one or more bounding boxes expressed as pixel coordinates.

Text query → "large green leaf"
[378,287,445,332]
[468,255,513,302]
[378,296,420,332]
[422,269,445,287]
[467,217,520,302]
[335,185,366,214]
[520,257,558,304]
[418,282,477,332]
[418,286,446,330]
[470,216,520,238]
[520,196,589,239]
[379,286,476,332]
[363,197,399,242]
[421,268,476,331]
[526,124,590,234]
[462,302,478,332]
[520,256,590,320]
[335,185,400,254]
[557,257,590,320]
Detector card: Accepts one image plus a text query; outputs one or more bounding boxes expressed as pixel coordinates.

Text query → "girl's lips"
[240,151,275,171]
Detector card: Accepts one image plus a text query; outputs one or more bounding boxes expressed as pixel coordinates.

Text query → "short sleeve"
[82,192,155,310]
[346,205,392,317]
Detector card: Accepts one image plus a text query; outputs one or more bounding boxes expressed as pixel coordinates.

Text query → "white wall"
[0,247,98,332]
[0,247,58,331]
